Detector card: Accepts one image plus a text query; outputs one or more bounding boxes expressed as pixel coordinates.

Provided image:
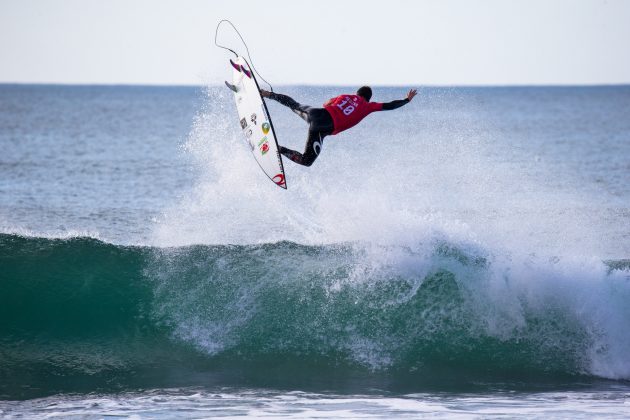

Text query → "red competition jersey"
[324,94,383,135]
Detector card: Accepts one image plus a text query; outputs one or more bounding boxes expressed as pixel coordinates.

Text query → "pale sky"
[1,0,629,86]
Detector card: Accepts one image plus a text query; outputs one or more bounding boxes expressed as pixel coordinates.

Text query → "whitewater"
[1,84,629,417]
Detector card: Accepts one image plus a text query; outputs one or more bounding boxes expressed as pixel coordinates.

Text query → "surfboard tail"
[229,59,252,78]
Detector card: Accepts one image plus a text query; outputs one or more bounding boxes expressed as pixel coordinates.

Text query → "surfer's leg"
[279,108,334,166]
[307,108,334,133]
[278,146,303,165]
[267,92,310,122]
[267,92,301,109]
[279,131,324,167]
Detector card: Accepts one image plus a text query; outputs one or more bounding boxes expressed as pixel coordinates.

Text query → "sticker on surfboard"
[226,56,286,189]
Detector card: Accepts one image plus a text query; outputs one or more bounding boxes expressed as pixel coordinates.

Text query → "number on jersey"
[336,97,356,116]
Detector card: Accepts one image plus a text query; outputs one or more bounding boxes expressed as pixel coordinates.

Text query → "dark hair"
[357,86,372,101]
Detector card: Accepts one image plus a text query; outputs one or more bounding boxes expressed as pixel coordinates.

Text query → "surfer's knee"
[300,155,317,167]
[288,152,313,166]
[293,156,310,166]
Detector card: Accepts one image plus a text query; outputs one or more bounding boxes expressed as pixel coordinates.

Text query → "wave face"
[2,233,629,399]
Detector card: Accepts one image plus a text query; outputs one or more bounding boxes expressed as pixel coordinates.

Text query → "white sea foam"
[153,87,618,256]
[0,225,104,242]
[2,389,630,419]
[150,86,630,380]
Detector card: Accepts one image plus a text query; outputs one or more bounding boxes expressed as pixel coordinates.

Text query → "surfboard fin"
[241,66,252,79]
[225,81,239,93]
[229,59,241,72]
[229,59,252,78]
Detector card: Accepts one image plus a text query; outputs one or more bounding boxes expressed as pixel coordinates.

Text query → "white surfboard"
[227,56,286,189]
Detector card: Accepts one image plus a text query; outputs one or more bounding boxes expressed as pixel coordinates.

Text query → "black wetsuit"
[268,92,409,167]
[267,92,333,167]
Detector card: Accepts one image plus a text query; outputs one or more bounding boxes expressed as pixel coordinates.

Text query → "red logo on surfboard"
[273,174,285,187]
[258,137,269,155]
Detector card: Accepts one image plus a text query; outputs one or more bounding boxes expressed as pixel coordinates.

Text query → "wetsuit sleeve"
[381,98,410,111]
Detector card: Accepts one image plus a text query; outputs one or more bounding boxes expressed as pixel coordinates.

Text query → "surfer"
[260,87,417,167]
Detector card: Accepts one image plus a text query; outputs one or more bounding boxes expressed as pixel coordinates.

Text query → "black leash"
[214,19,274,92]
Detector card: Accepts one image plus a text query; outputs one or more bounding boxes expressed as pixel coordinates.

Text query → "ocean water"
[1,84,629,417]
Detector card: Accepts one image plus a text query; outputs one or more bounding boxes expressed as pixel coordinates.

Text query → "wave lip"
[1,233,629,399]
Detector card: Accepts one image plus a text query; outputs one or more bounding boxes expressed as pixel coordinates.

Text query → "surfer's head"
[357,86,372,102]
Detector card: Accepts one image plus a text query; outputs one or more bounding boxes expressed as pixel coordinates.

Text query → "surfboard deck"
[227,57,286,189]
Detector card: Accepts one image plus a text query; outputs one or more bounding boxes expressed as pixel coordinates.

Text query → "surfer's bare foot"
[260,89,271,98]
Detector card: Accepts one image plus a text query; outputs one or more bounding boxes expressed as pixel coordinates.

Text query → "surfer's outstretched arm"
[381,89,418,110]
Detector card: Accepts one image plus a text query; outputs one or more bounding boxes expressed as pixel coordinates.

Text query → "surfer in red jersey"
[260,86,417,167]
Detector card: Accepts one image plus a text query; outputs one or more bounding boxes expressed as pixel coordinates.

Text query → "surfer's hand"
[260,89,271,98]
[406,89,417,101]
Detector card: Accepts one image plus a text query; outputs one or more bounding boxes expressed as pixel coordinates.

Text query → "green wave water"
[1,233,629,399]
